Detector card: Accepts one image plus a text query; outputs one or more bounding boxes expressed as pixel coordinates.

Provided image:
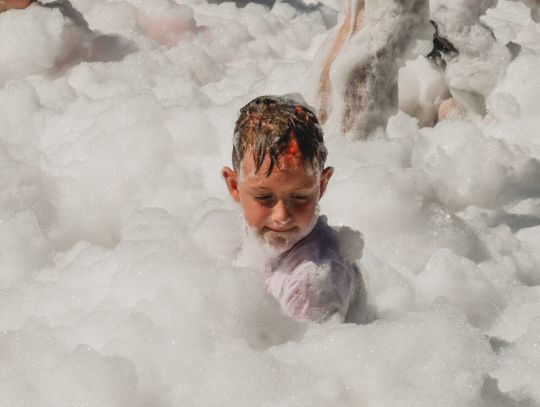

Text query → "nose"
[272,200,292,225]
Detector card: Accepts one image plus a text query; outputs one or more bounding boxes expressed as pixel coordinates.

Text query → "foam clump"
[0,210,52,288]
[489,286,540,342]
[128,0,197,46]
[398,56,448,127]
[191,207,241,260]
[494,52,540,118]
[412,120,540,211]
[269,305,493,406]
[514,225,540,285]
[0,6,65,82]
[0,81,41,145]
[41,345,139,407]
[492,317,540,405]
[416,248,503,328]
[41,92,174,248]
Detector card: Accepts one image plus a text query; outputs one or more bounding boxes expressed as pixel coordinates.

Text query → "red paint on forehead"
[287,132,299,155]
[278,131,302,169]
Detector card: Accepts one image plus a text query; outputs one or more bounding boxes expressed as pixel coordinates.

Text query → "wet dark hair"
[232,95,327,176]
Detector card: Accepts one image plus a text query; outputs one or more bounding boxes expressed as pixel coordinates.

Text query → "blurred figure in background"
[426,0,509,121]
[310,0,431,139]
[312,0,515,136]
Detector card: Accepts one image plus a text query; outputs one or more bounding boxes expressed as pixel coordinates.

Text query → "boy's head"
[222,95,333,251]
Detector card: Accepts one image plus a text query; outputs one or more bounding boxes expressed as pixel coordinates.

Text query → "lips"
[264,226,297,233]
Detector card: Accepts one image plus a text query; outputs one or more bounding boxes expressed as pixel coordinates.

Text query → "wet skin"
[222,151,333,250]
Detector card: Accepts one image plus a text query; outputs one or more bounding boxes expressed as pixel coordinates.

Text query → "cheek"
[292,201,318,225]
[240,199,270,227]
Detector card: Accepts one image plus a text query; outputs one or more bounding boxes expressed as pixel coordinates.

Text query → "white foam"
[1,0,540,405]
[0,6,65,82]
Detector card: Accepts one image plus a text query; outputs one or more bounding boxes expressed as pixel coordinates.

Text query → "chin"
[261,225,312,253]
[263,233,298,251]
[244,211,320,257]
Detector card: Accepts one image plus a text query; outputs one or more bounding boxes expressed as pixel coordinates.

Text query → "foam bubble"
[0,6,65,82]
[493,316,540,404]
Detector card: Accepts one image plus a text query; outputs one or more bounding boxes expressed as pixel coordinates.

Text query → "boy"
[222,95,367,323]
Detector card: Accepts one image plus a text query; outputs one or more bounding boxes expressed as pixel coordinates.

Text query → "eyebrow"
[248,187,271,193]
[247,185,317,193]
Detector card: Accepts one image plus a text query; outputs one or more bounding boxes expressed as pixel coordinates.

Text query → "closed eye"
[291,195,308,201]
[254,195,273,202]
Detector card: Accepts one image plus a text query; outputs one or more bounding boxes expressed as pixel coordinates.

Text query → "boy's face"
[222,151,333,251]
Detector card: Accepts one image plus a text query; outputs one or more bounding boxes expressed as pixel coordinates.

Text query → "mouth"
[264,226,297,233]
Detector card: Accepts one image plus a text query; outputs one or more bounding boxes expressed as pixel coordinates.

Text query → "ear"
[319,166,334,198]
[222,166,240,202]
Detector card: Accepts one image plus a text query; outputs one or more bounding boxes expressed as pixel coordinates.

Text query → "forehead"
[240,152,319,188]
